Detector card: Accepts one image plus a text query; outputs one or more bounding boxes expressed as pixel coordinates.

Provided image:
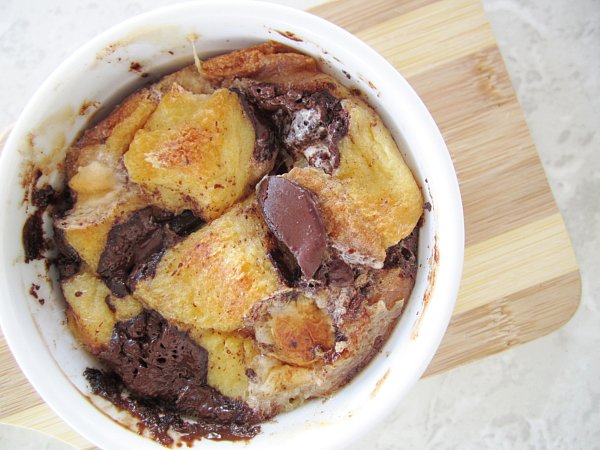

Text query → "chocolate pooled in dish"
[26,41,424,447]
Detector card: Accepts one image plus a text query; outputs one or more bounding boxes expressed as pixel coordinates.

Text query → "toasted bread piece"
[244,283,406,417]
[363,267,415,310]
[207,41,352,99]
[124,86,274,220]
[59,84,161,272]
[154,64,213,96]
[63,271,143,353]
[252,293,335,367]
[247,355,315,414]
[190,330,259,400]
[286,99,423,268]
[201,41,317,83]
[65,89,159,181]
[133,197,284,333]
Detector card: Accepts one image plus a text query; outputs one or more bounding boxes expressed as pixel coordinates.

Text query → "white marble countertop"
[1,0,598,448]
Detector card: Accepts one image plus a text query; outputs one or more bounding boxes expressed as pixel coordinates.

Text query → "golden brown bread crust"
[251,292,335,367]
[285,98,423,268]
[58,42,423,422]
[124,86,275,219]
[65,89,159,181]
[133,197,285,333]
[201,41,317,83]
[63,271,142,353]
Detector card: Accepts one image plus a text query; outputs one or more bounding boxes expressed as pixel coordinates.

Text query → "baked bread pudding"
[36,42,423,445]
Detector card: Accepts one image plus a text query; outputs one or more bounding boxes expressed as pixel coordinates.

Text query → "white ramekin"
[0,2,463,449]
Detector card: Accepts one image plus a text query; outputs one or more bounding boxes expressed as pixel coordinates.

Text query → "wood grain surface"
[0,0,581,447]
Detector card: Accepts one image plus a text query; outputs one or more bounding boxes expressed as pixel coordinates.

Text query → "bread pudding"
[25,42,424,446]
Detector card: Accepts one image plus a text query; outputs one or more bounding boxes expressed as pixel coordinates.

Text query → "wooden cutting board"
[0,0,580,447]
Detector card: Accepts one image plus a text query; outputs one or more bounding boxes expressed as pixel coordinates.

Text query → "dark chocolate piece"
[89,310,260,444]
[22,210,45,263]
[167,209,204,236]
[384,227,419,275]
[243,83,349,174]
[233,89,277,162]
[22,182,61,262]
[31,185,56,208]
[97,207,175,297]
[268,244,301,286]
[97,207,203,297]
[98,310,209,400]
[315,257,354,287]
[258,176,326,279]
[23,181,77,269]
[53,226,81,280]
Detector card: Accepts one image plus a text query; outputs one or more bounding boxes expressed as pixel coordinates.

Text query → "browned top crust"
[201,42,318,82]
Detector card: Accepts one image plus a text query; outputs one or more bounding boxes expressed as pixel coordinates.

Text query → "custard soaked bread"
[52,42,423,443]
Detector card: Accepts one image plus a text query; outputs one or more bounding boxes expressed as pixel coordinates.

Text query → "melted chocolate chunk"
[258,176,326,280]
[22,210,45,263]
[243,83,349,174]
[53,226,81,280]
[98,310,209,400]
[31,185,56,208]
[88,310,260,445]
[98,207,175,297]
[315,257,354,287]
[52,187,76,219]
[23,183,62,263]
[167,209,204,236]
[176,382,258,424]
[84,367,259,445]
[98,207,203,297]
[23,181,75,266]
[384,227,419,275]
[233,89,277,162]
[268,243,301,286]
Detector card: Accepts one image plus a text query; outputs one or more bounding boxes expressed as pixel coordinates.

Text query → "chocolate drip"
[22,211,45,263]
